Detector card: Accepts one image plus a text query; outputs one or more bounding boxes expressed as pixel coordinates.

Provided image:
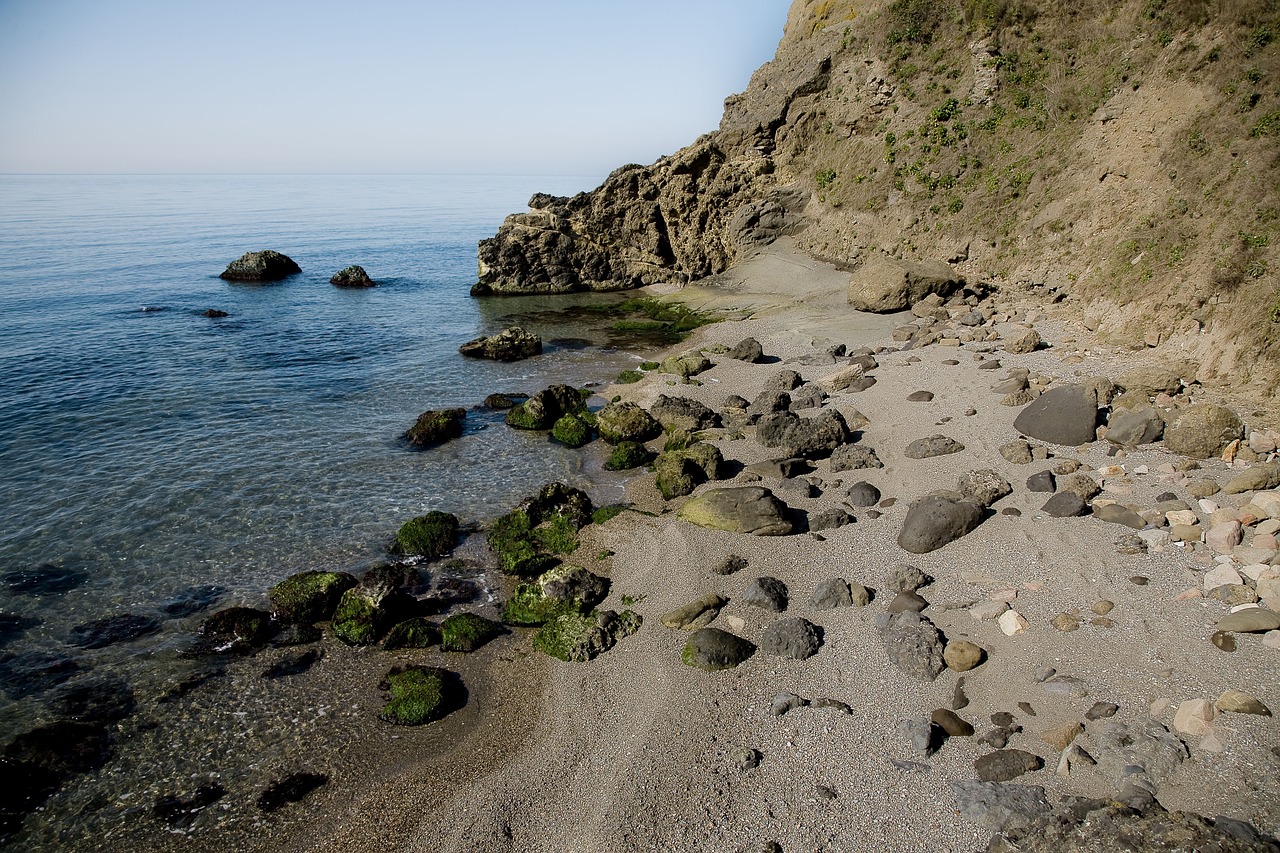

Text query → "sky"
[0,0,790,175]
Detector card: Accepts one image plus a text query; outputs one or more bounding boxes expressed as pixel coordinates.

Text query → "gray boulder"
[904,435,965,459]
[746,389,791,423]
[682,627,756,671]
[885,564,931,593]
[1163,404,1244,459]
[1042,492,1088,517]
[742,577,788,612]
[847,253,963,313]
[974,749,1043,782]
[879,611,945,681]
[1013,385,1099,446]
[220,250,300,282]
[727,337,765,363]
[756,410,852,458]
[809,578,853,609]
[845,481,882,507]
[957,469,1012,507]
[897,496,985,554]
[808,508,852,531]
[759,617,821,660]
[1105,407,1165,446]
[829,445,883,472]
[330,265,375,287]
[650,395,719,431]
[952,781,1051,832]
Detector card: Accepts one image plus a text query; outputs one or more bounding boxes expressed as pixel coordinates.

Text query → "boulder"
[1105,407,1165,446]
[378,666,465,725]
[200,606,274,654]
[847,253,963,313]
[809,578,854,609]
[756,409,852,458]
[440,612,505,652]
[535,609,641,662]
[898,496,985,553]
[604,441,652,471]
[904,435,964,459]
[654,443,724,499]
[458,326,542,361]
[1093,504,1147,529]
[662,594,728,630]
[742,577,788,612]
[332,585,416,646]
[596,402,662,444]
[727,337,765,362]
[502,564,608,626]
[381,618,442,651]
[219,250,300,282]
[392,510,459,557]
[650,395,719,431]
[956,469,1011,507]
[880,611,945,681]
[681,627,756,670]
[759,617,822,660]
[1013,385,1099,446]
[660,351,711,379]
[269,571,358,623]
[1118,367,1183,397]
[1223,463,1280,495]
[678,487,793,535]
[329,265,375,288]
[404,408,466,447]
[1163,404,1243,459]
[505,384,587,430]
[829,445,883,472]
[846,481,882,507]
[1042,492,1088,517]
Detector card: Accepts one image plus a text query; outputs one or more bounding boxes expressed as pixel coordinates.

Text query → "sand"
[282,241,1279,852]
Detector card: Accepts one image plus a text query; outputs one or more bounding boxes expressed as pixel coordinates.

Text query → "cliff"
[474,0,1280,397]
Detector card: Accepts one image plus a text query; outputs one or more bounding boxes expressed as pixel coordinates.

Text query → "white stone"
[1257,575,1280,609]
[970,600,1009,621]
[1241,564,1273,581]
[724,614,746,633]
[1134,465,1150,475]
[1206,521,1243,554]
[1203,564,1244,591]
[1263,630,1280,650]
[1253,492,1280,519]
[1199,499,1221,514]
[1138,528,1170,548]
[1166,510,1200,527]
[1099,464,1126,478]
[999,609,1029,636]
[1173,698,1217,737]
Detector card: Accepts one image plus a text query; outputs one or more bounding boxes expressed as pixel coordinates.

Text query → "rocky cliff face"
[475,0,1280,396]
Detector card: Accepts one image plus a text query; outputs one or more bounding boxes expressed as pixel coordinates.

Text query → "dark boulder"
[728,337,765,362]
[506,384,587,430]
[1013,385,1099,446]
[200,607,275,654]
[67,614,161,649]
[392,510,459,557]
[759,617,822,659]
[377,666,466,726]
[330,265,375,287]
[459,326,542,361]
[219,250,300,282]
[681,627,756,671]
[897,496,985,553]
[269,571,358,623]
[650,395,720,431]
[756,410,852,458]
[3,563,88,596]
[159,584,224,618]
[404,408,466,447]
[533,609,641,662]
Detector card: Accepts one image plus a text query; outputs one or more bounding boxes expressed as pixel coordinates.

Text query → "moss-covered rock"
[403,408,465,447]
[505,384,587,430]
[486,482,595,576]
[616,369,644,384]
[551,414,593,448]
[655,443,725,499]
[533,609,642,662]
[200,606,275,654]
[440,612,505,652]
[596,402,662,445]
[591,504,627,525]
[381,618,442,650]
[269,571,358,623]
[659,351,712,379]
[331,586,416,646]
[378,666,466,726]
[393,511,459,557]
[604,441,652,471]
[502,565,609,626]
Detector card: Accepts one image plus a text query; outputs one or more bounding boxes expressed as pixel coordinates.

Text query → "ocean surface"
[0,175,654,756]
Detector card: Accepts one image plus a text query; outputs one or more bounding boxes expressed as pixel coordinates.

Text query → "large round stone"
[1012,385,1099,446]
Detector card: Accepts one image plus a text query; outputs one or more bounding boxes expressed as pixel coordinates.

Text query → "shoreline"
[279,240,1279,851]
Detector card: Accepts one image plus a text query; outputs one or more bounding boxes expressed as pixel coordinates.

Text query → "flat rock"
[1216,608,1280,633]
[975,749,1043,782]
[662,594,728,630]
[904,434,965,459]
[957,469,1012,507]
[1013,385,1098,446]
[952,781,1051,832]
[1092,504,1147,529]
[682,627,756,671]
[678,487,792,536]
[932,708,974,736]
[1216,689,1271,716]
[888,591,928,613]
[898,496,985,553]
[759,617,821,660]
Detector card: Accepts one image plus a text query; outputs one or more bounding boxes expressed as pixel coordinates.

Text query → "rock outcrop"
[220,250,300,282]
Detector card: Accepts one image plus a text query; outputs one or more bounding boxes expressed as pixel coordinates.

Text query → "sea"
[0,174,661,846]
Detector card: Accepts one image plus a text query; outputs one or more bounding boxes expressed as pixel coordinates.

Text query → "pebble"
[1033,667,1056,683]
[1263,630,1280,649]
[1091,600,1115,615]
[1050,613,1080,632]
[1040,721,1084,751]
[1210,631,1237,652]
[1172,698,1216,737]
[1129,576,1149,586]
[943,640,984,672]
[953,678,970,710]
[1215,690,1271,716]
[998,610,1029,636]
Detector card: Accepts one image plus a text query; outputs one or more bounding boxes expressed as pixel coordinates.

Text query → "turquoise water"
[0,173,645,701]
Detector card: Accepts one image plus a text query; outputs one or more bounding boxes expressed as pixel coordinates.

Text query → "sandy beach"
[275,240,1280,852]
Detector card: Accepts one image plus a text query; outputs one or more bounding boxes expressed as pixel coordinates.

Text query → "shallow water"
[0,174,663,834]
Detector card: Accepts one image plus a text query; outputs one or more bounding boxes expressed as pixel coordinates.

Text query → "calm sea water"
[0,173,649,696]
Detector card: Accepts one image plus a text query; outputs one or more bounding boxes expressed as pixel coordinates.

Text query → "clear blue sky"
[0,0,789,174]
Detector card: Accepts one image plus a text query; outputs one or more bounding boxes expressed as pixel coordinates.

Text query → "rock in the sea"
[975,749,1043,782]
[392,510,459,557]
[880,611,945,681]
[48,676,136,724]
[742,577,788,612]
[1163,404,1244,459]
[329,265,375,287]
[595,401,662,444]
[759,617,821,660]
[897,496,985,553]
[952,781,1051,832]
[220,250,300,282]
[678,487,793,535]
[269,571,358,623]
[728,337,765,363]
[1012,385,1099,446]
[847,253,963,313]
[378,666,465,726]
[458,326,542,361]
[506,384,587,431]
[681,626,756,671]
[904,434,965,459]
[67,614,161,649]
[200,607,275,654]
[535,609,641,662]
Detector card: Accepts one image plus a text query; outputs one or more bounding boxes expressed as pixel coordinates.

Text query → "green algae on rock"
[392,511,459,557]
[533,609,641,662]
[331,585,415,646]
[381,618,442,651]
[595,402,662,445]
[378,666,466,726]
[440,612,505,652]
[505,384,589,431]
[551,413,593,448]
[403,408,466,448]
[199,606,275,654]
[487,483,594,576]
[269,571,358,623]
[604,441,653,471]
[502,564,609,627]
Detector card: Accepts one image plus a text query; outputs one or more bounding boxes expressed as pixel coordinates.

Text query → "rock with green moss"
[378,666,466,725]
[551,413,593,448]
[502,565,609,626]
[382,618,442,650]
[488,509,556,576]
[604,441,652,471]
[533,609,642,662]
[505,384,586,430]
[487,483,595,576]
[440,612,505,652]
[596,402,662,445]
[404,408,466,447]
[200,606,275,654]
[616,369,644,384]
[659,351,712,379]
[269,571,358,623]
[591,504,627,525]
[331,585,416,646]
[655,444,725,499]
[393,511,459,557]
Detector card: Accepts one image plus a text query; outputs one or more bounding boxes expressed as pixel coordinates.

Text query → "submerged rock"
[331,586,415,646]
[67,614,161,649]
[269,571,357,623]
[3,563,88,596]
[459,326,542,361]
[392,510,459,557]
[219,250,300,282]
[506,384,587,430]
[329,265,375,287]
[404,408,466,448]
[200,607,275,654]
[378,666,465,726]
